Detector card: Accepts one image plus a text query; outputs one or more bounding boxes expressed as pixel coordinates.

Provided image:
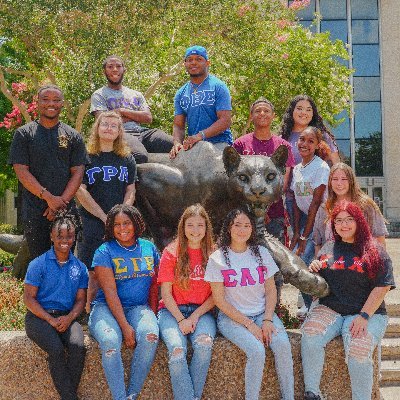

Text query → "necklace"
[116,240,138,252]
[301,155,316,169]
[191,75,208,94]
[57,260,68,265]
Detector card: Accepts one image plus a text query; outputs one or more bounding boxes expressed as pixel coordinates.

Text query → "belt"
[45,309,69,316]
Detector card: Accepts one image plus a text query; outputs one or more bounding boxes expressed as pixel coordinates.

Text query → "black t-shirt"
[80,151,137,221]
[8,121,88,221]
[318,241,395,315]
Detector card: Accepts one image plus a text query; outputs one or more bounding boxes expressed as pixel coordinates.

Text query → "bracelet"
[39,187,47,199]
[299,235,307,241]
[177,317,185,323]
[263,318,273,323]
[199,130,206,140]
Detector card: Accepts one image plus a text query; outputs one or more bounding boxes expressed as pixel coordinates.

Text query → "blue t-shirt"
[25,248,89,311]
[92,238,160,307]
[174,74,233,145]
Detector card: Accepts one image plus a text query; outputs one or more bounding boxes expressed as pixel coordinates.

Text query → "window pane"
[321,20,348,43]
[335,139,351,166]
[353,45,380,76]
[355,134,383,176]
[331,111,350,139]
[354,102,381,139]
[288,0,316,20]
[351,0,378,20]
[352,20,379,44]
[298,20,317,33]
[320,0,347,20]
[354,77,381,101]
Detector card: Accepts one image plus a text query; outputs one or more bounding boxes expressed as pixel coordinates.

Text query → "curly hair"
[87,111,131,157]
[104,204,146,243]
[279,94,338,151]
[331,201,382,279]
[172,204,215,289]
[50,210,80,236]
[217,208,263,268]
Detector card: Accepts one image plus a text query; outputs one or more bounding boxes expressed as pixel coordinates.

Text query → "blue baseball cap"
[184,45,208,60]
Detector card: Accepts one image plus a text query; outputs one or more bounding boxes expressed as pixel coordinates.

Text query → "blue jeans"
[217,311,294,400]
[89,303,159,400]
[158,305,216,400]
[301,305,388,400]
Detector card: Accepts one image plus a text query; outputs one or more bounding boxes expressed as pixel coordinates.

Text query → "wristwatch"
[359,311,370,320]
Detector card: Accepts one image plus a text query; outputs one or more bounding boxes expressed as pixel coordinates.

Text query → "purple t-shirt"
[233,133,295,218]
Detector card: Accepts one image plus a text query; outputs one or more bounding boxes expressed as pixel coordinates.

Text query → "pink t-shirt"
[233,133,295,218]
[157,244,212,309]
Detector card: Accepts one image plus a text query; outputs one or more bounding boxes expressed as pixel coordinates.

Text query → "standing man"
[170,45,233,158]
[8,84,88,260]
[91,55,173,163]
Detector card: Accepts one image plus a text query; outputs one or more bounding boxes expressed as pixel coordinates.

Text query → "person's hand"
[169,143,183,159]
[350,315,368,338]
[56,315,73,332]
[122,325,136,348]
[309,260,323,273]
[178,318,193,335]
[47,316,61,330]
[187,314,199,332]
[43,207,56,221]
[262,320,277,345]
[296,237,307,256]
[183,134,202,150]
[247,321,264,342]
[289,233,300,251]
[43,192,68,212]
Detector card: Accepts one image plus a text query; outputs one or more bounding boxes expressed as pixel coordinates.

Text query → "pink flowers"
[238,4,252,17]
[276,34,289,43]
[11,82,27,94]
[282,53,289,59]
[289,0,311,11]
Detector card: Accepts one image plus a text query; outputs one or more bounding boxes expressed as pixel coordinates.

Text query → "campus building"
[289,0,400,227]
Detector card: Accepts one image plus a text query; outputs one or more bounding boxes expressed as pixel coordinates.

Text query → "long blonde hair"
[87,111,131,157]
[173,204,214,290]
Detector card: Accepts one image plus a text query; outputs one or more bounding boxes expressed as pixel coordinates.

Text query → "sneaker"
[304,391,321,400]
[296,305,309,320]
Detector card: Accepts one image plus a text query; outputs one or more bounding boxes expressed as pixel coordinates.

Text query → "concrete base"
[0,330,380,400]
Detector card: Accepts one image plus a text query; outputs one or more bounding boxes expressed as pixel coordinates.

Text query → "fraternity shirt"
[317,241,396,315]
[204,246,278,316]
[174,74,233,145]
[157,244,212,309]
[290,155,329,214]
[92,238,159,307]
[25,247,88,312]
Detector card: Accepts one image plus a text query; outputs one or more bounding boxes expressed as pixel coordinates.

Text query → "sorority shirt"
[317,241,396,315]
[25,247,89,312]
[174,74,233,145]
[92,238,160,307]
[290,155,330,214]
[233,133,295,219]
[157,244,212,309]
[204,246,278,316]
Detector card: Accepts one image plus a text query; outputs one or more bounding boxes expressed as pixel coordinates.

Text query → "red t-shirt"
[157,245,212,309]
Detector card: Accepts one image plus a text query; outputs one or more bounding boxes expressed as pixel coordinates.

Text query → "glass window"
[321,20,348,43]
[288,0,316,20]
[354,77,381,101]
[353,45,380,76]
[299,20,317,33]
[320,0,347,20]
[331,110,350,139]
[355,135,383,176]
[354,102,381,139]
[351,0,378,20]
[352,20,379,44]
[335,139,351,166]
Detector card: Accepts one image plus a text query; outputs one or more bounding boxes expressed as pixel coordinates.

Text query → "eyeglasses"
[333,217,355,226]
[100,122,119,130]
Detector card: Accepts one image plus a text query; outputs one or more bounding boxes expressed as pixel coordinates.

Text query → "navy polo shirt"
[25,247,89,311]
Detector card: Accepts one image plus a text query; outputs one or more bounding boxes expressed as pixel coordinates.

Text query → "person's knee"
[302,305,338,336]
[193,333,213,348]
[97,327,121,352]
[347,333,374,363]
[145,332,159,343]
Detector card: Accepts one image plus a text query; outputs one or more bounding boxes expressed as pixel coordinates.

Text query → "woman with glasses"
[76,111,136,308]
[301,201,395,400]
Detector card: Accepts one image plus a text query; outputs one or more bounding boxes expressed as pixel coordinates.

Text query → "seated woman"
[302,201,395,400]
[205,208,294,400]
[24,212,88,400]
[158,204,216,400]
[88,204,159,400]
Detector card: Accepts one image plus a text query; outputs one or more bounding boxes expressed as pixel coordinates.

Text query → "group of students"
[15,46,395,400]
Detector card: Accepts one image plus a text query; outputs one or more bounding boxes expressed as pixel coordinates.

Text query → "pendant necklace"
[191,75,208,94]
[301,155,316,169]
[116,240,138,252]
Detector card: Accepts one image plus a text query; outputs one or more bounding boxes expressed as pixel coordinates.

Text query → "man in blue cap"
[170,45,233,158]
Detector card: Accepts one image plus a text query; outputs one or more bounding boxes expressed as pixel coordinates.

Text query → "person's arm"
[57,288,87,332]
[210,281,263,342]
[170,114,186,159]
[123,183,136,206]
[282,166,291,193]
[148,266,159,315]
[75,184,107,223]
[289,197,301,251]
[183,110,232,149]
[261,276,277,345]
[116,107,152,125]
[60,165,85,203]
[86,271,100,313]
[329,151,340,165]
[95,266,136,348]
[296,184,326,256]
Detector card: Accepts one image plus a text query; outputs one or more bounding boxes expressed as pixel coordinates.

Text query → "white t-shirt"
[204,245,278,316]
[290,155,330,214]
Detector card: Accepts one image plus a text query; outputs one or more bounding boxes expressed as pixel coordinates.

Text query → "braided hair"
[50,210,80,236]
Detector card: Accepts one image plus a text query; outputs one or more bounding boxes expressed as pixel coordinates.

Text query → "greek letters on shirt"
[221,266,268,287]
[106,96,141,111]
[179,89,216,112]
[320,254,365,274]
[294,181,313,197]
[112,256,155,280]
[86,165,129,185]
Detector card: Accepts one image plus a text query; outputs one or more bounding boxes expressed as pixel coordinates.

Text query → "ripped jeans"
[158,304,216,400]
[301,305,388,400]
[89,303,159,400]
[217,311,294,400]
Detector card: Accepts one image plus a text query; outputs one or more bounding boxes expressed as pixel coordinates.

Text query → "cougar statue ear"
[270,145,288,174]
[223,146,241,176]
